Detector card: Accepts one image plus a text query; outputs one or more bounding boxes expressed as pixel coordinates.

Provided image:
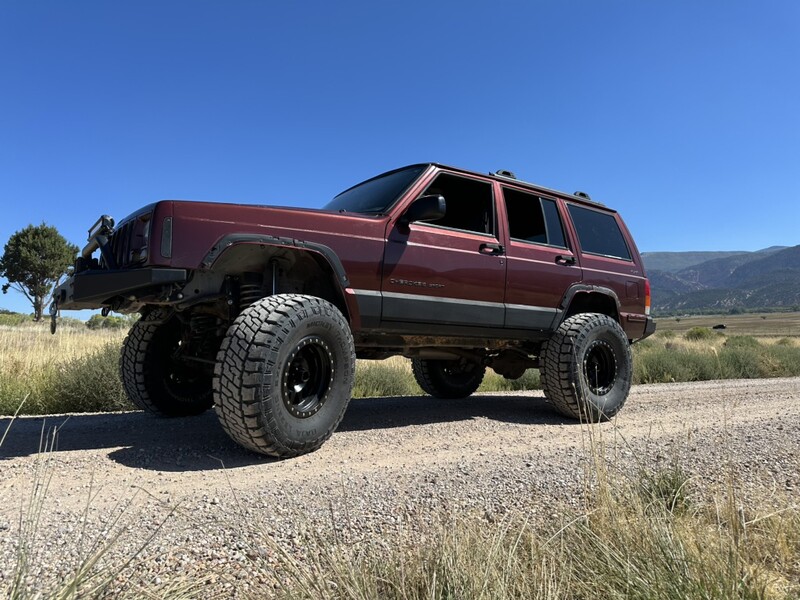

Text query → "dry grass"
[254,426,800,600]
[0,323,127,374]
[655,311,800,338]
[2,318,800,415]
[0,324,129,414]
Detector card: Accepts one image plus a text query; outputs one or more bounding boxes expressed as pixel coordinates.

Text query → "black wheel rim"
[160,324,212,402]
[583,339,617,395]
[282,336,333,418]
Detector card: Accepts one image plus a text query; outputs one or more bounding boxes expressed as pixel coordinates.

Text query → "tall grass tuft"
[1,414,196,599]
[266,445,799,599]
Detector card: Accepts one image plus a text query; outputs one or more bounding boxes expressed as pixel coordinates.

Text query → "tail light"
[644,279,651,316]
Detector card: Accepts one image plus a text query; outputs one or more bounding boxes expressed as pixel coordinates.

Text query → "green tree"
[0,223,78,321]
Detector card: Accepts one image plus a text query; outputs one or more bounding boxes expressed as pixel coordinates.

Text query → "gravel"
[1,377,799,596]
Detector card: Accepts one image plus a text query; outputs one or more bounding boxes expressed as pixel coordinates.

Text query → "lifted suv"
[53,163,654,457]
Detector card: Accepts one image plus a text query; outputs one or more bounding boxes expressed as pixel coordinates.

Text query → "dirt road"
[2,377,799,593]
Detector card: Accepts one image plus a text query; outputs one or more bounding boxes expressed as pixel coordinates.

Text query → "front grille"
[110,220,134,268]
[102,214,151,269]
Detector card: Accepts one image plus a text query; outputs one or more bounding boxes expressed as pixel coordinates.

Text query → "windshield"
[323,165,426,214]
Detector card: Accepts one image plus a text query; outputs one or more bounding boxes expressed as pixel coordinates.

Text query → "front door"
[382,172,506,331]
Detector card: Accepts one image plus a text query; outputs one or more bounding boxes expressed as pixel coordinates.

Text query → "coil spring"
[189,315,216,344]
[239,283,263,310]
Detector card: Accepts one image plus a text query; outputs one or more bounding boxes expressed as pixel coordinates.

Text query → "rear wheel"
[120,311,214,417]
[411,358,485,399]
[213,294,355,457]
[540,313,632,421]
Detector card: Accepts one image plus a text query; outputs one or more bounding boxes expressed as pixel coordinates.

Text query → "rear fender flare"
[558,284,622,325]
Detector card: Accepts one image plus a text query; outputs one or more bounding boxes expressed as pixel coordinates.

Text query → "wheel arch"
[559,285,622,324]
[201,234,353,321]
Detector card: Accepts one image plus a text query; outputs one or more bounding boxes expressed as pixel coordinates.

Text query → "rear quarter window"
[567,204,631,260]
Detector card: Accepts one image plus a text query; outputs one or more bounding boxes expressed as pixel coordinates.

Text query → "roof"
[427,162,610,209]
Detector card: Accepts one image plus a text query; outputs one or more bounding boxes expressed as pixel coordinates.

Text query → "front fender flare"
[201,233,350,289]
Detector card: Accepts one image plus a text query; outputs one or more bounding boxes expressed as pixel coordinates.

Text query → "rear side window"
[567,204,631,260]
[503,188,566,248]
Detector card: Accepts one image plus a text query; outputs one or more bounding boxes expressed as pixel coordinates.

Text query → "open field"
[2,319,800,415]
[654,311,800,337]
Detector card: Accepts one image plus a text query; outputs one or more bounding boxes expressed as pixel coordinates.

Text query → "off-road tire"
[120,311,214,417]
[540,313,632,422]
[213,294,355,458]
[411,358,485,399]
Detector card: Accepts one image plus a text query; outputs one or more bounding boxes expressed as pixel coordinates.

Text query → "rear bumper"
[53,267,188,310]
[642,316,656,339]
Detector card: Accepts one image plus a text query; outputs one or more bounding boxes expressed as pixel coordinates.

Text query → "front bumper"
[53,267,188,310]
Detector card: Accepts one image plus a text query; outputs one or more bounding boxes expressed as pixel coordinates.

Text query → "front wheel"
[540,313,632,422]
[411,358,485,399]
[213,294,355,457]
[119,311,214,417]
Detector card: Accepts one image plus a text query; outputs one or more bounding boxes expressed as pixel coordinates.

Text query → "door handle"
[479,243,505,256]
[555,255,576,266]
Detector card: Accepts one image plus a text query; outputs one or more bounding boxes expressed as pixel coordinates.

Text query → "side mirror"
[401,194,446,225]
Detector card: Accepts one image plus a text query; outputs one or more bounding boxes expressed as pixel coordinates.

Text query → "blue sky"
[1,1,798,314]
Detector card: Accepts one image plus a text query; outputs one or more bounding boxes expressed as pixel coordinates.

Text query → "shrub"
[46,342,133,412]
[684,327,716,341]
[353,359,422,398]
[0,312,31,326]
[717,345,764,379]
[86,314,133,330]
[723,335,759,349]
[760,344,800,377]
[480,368,540,392]
[633,345,720,384]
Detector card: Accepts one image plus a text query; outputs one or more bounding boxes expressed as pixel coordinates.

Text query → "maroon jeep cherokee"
[53,163,654,457]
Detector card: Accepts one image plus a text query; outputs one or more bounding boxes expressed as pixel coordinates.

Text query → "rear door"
[500,186,583,330]
[381,171,507,330]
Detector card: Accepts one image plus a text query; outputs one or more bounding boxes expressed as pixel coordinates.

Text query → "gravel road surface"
[1,377,799,595]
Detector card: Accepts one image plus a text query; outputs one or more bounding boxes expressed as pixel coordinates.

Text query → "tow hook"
[49,299,59,335]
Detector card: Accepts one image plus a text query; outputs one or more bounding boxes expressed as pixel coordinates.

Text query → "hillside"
[643,245,800,314]
[640,251,751,273]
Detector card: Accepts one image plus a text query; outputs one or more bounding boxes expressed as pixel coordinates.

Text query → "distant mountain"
[643,246,800,314]
[640,251,753,273]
